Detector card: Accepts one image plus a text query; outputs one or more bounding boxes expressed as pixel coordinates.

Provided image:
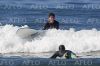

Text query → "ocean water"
[0,0,100,30]
[0,0,100,58]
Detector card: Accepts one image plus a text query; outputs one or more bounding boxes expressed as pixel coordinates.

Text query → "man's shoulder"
[45,22,49,25]
[54,20,59,24]
[65,50,72,53]
[55,20,59,23]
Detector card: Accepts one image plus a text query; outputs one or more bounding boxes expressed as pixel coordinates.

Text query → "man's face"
[48,16,55,23]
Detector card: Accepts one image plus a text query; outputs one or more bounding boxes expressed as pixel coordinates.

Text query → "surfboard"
[16,28,40,38]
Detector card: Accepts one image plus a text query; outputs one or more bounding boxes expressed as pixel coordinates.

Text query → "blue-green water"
[0,0,100,30]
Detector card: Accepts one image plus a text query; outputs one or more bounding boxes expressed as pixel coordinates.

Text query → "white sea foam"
[0,25,100,54]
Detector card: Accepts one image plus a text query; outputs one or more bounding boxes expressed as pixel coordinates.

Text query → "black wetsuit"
[43,20,59,30]
[50,50,73,59]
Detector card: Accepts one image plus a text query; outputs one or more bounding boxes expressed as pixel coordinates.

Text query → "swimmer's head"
[59,45,65,51]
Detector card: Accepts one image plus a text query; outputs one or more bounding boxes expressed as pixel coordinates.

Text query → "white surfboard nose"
[16,28,38,38]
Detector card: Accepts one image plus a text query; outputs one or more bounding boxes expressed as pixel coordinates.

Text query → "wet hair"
[48,13,55,17]
[59,45,65,51]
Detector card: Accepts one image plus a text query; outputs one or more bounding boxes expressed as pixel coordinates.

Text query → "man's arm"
[43,23,47,30]
[55,21,59,30]
[50,51,58,59]
[43,23,49,30]
[57,22,59,29]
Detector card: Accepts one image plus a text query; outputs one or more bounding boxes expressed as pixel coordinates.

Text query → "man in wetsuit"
[50,45,77,59]
[43,13,59,30]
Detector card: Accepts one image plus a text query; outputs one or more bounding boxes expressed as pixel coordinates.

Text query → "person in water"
[50,45,77,59]
[43,13,59,30]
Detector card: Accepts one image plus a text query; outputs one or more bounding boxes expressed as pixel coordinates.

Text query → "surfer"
[50,45,77,59]
[43,13,59,30]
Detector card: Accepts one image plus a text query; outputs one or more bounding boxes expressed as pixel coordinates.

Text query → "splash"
[0,25,100,54]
